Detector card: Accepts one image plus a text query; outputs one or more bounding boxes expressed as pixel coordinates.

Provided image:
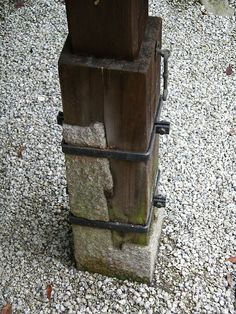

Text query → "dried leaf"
[201,9,209,16]
[15,1,25,9]
[225,64,234,76]
[226,273,233,288]
[47,284,53,301]
[226,256,236,264]
[228,128,235,136]
[1,304,12,314]
[17,145,25,158]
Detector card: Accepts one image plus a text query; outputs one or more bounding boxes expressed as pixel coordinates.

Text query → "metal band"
[69,170,165,233]
[69,209,153,234]
[61,96,166,162]
[62,142,152,162]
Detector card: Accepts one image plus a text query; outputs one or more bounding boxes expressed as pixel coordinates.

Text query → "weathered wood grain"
[64,0,148,60]
[59,17,162,152]
[109,134,160,246]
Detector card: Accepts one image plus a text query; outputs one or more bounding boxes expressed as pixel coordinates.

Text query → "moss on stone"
[111,230,149,248]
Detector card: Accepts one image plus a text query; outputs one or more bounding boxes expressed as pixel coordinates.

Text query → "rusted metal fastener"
[155,120,170,135]
[155,44,171,101]
[153,195,166,208]
[57,111,64,126]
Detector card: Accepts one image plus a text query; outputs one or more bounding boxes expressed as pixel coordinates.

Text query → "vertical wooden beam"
[64,0,148,60]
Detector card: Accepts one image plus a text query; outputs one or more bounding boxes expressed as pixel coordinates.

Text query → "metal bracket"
[155,120,170,135]
[57,111,64,126]
[69,170,166,233]
[153,195,166,208]
[156,45,171,101]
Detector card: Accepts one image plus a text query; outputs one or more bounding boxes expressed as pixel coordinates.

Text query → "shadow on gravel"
[1,192,75,269]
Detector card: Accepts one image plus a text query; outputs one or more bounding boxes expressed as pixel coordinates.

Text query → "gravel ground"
[0,0,235,313]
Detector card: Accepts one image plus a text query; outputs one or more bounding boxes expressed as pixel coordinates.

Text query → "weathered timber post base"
[58,1,170,283]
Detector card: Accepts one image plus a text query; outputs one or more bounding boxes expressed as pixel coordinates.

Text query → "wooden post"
[64,0,148,60]
[58,0,167,282]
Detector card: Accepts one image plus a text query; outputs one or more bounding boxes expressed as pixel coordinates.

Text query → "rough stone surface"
[73,208,165,283]
[63,121,112,221]
[200,0,234,15]
[65,155,113,221]
[63,122,107,148]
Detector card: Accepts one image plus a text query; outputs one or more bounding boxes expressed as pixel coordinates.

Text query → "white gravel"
[0,0,235,313]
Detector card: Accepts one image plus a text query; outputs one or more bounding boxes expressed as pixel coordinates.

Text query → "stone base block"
[72,208,165,283]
